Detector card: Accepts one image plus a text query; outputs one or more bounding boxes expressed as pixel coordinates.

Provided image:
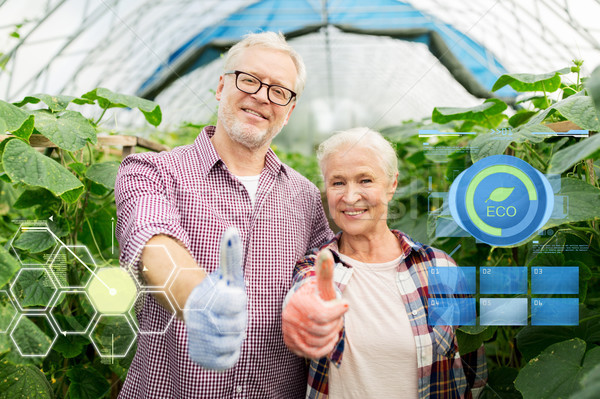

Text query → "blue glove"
[183,227,247,370]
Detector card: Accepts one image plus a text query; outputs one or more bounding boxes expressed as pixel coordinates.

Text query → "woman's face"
[323,145,397,238]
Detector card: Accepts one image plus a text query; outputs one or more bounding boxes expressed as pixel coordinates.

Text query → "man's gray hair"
[317,127,398,182]
[224,31,307,98]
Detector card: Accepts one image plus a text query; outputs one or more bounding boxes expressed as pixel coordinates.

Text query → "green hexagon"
[87,267,137,314]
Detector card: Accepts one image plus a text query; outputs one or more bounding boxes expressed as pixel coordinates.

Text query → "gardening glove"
[282,249,348,359]
[183,227,247,370]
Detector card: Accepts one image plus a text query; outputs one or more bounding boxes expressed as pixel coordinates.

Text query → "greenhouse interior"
[1,0,600,397]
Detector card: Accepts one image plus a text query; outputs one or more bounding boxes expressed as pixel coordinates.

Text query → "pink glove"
[282,249,349,359]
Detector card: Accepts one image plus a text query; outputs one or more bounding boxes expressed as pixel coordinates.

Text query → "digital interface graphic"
[420,129,590,328]
[448,154,554,247]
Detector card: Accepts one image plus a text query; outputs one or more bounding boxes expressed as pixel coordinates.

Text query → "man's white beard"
[218,99,285,151]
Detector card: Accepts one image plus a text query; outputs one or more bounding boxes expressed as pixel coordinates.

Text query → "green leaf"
[485,187,515,203]
[585,65,600,116]
[67,365,110,399]
[515,339,600,399]
[492,71,563,93]
[9,315,53,359]
[2,139,84,203]
[0,246,20,288]
[552,95,600,131]
[85,161,120,190]
[12,229,56,253]
[0,100,34,142]
[0,360,52,399]
[82,87,162,126]
[569,363,600,399]
[13,188,59,209]
[456,325,496,354]
[469,124,551,162]
[548,134,600,174]
[545,178,600,229]
[432,99,507,128]
[12,269,56,307]
[516,307,600,361]
[509,110,537,127]
[12,94,93,112]
[33,110,97,152]
[53,334,88,358]
[480,367,522,399]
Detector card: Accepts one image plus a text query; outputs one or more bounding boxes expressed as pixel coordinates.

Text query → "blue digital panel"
[531,267,579,294]
[480,298,528,326]
[480,267,527,294]
[427,298,476,326]
[428,267,476,295]
[531,298,579,326]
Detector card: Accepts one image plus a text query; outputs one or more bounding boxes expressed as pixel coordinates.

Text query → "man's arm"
[141,234,206,319]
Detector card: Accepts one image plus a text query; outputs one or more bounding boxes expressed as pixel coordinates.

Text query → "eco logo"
[448,155,554,246]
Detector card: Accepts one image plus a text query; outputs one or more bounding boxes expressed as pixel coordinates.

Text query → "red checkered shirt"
[288,230,488,399]
[115,126,333,398]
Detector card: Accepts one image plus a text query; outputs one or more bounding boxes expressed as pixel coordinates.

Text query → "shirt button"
[412,310,418,316]
[236,386,243,393]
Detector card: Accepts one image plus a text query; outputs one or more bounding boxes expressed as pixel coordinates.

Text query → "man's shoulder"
[280,163,320,191]
[121,142,197,169]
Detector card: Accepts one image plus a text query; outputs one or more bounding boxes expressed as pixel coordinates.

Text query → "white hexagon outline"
[9,267,59,312]
[88,313,137,359]
[47,245,98,289]
[8,225,60,266]
[48,290,98,335]
[128,290,176,335]
[0,290,18,333]
[126,244,178,290]
[168,268,217,312]
[10,312,58,357]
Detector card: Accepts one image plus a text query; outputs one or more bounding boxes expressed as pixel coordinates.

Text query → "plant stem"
[87,142,94,166]
[523,142,548,170]
[541,81,549,108]
[85,217,108,264]
[95,106,108,125]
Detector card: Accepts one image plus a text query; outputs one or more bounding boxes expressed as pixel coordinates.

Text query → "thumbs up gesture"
[184,227,247,370]
[282,249,349,359]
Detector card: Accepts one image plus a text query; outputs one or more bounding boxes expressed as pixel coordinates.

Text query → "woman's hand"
[282,249,349,359]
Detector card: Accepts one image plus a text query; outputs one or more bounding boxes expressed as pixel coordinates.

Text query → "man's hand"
[282,249,349,359]
[183,228,247,370]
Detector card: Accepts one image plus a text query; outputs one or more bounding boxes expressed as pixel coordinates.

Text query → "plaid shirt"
[289,231,487,399]
[115,126,333,398]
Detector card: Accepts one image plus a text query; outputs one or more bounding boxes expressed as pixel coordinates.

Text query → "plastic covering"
[1,0,599,151]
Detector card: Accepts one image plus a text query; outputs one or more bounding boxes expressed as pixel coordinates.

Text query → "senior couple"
[115,31,486,398]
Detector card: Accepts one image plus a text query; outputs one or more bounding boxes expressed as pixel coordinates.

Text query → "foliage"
[0,88,158,397]
[1,59,599,397]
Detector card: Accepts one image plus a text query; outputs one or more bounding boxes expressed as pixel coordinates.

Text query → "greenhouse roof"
[1,0,599,150]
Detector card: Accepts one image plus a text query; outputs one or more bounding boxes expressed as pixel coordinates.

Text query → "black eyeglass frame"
[224,70,297,106]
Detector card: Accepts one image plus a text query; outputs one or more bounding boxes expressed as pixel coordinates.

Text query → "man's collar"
[194,126,287,178]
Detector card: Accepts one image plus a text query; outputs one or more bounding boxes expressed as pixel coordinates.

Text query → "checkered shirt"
[289,230,488,399]
[115,126,333,398]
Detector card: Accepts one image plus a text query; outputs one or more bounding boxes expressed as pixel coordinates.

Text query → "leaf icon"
[485,187,515,203]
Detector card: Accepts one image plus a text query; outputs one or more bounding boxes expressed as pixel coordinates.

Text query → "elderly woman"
[282,128,487,398]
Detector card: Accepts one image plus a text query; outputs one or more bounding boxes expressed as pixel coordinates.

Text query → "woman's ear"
[388,172,399,201]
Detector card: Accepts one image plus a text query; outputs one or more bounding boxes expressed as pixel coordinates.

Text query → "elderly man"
[115,32,347,398]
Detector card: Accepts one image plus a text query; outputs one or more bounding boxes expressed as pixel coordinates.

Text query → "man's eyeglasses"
[224,70,296,106]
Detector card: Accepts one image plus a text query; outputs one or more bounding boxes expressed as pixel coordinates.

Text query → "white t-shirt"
[329,253,418,399]
[235,174,260,206]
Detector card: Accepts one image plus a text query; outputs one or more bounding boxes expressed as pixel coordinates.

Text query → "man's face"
[216,47,297,151]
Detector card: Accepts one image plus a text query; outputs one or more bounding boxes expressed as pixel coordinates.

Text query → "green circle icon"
[87,268,137,314]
